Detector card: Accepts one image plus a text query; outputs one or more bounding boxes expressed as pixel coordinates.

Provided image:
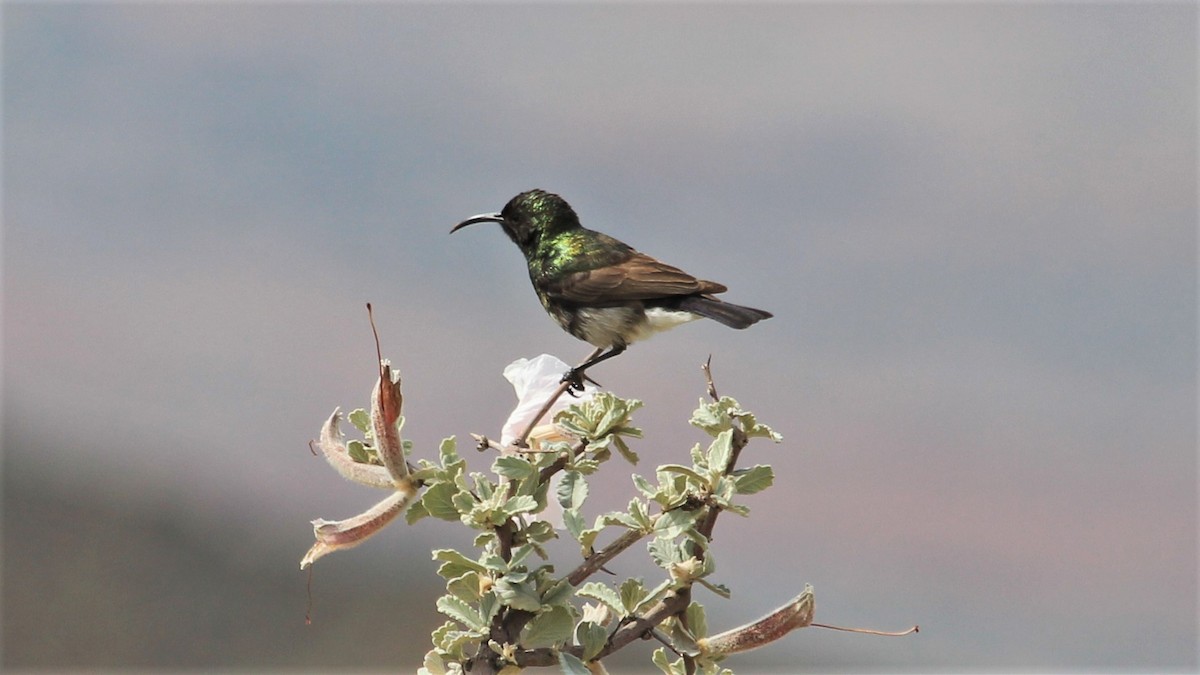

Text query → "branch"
[512,587,694,668]
[566,527,649,587]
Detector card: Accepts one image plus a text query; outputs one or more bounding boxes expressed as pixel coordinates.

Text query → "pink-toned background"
[4,3,1195,671]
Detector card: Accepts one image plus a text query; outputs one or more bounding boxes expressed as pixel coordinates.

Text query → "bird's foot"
[561,368,587,396]
[563,370,605,395]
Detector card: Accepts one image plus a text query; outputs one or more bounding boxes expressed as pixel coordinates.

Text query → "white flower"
[500,354,598,449]
[499,355,601,530]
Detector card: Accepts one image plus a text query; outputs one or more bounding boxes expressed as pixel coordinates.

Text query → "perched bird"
[452,189,772,389]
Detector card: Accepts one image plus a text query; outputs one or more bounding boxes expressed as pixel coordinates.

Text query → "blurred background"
[3,3,1195,672]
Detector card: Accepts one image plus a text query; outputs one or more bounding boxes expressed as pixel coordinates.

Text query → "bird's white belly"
[631,307,700,343]
[568,306,699,348]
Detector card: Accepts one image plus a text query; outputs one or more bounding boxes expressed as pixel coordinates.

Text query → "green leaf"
[541,578,575,606]
[557,470,588,509]
[405,497,430,525]
[572,457,601,475]
[628,498,652,530]
[422,481,463,521]
[685,601,708,639]
[659,464,710,487]
[654,509,700,540]
[438,436,459,466]
[479,553,509,573]
[689,398,735,437]
[619,577,648,614]
[637,579,674,612]
[632,473,657,499]
[348,408,371,434]
[451,490,477,520]
[493,455,536,480]
[612,435,639,465]
[648,538,682,569]
[563,508,586,540]
[502,495,538,517]
[525,519,556,544]
[579,526,603,556]
[446,571,482,603]
[558,650,592,675]
[576,581,624,614]
[473,530,497,549]
[718,500,751,517]
[666,613,701,656]
[436,594,486,632]
[480,591,501,624]
[507,544,535,569]
[696,577,732,598]
[473,473,495,500]
[494,578,542,612]
[520,605,573,648]
[652,647,687,674]
[576,620,608,661]
[431,620,476,659]
[738,410,782,442]
[433,549,487,579]
[598,511,639,530]
[558,393,643,442]
[707,430,734,473]
[346,439,372,464]
[418,649,448,675]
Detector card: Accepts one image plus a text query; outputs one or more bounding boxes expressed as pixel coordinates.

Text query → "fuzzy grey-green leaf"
[348,408,371,434]
[436,594,486,632]
[654,509,700,540]
[494,577,542,612]
[493,455,536,480]
[557,470,588,509]
[422,482,463,521]
[521,605,574,647]
[733,465,774,494]
[707,430,734,473]
[577,581,624,614]
[558,650,592,675]
[576,620,608,661]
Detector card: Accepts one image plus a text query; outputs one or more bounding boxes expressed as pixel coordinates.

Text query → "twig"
[367,303,384,381]
[702,355,718,401]
[566,527,648,586]
[693,357,747,546]
[469,433,506,453]
[648,628,686,659]
[812,623,920,637]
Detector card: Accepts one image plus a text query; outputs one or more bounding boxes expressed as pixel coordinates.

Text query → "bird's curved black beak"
[450,213,504,233]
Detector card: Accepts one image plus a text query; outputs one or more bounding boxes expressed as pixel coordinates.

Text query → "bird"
[451,189,772,390]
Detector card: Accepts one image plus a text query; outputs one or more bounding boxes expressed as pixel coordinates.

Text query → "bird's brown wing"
[548,251,727,304]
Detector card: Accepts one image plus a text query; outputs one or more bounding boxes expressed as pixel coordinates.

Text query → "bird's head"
[451,189,581,250]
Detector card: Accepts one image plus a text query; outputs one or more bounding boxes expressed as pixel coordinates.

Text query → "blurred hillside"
[3,427,441,669]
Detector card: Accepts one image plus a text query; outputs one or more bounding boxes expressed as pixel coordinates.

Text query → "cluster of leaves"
[307,352,915,672]
[404,392,781,674]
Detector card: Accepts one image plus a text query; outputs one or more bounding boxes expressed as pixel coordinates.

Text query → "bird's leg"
[562,344,626,393]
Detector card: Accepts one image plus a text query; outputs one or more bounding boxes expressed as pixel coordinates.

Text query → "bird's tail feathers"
[677,296,773,329]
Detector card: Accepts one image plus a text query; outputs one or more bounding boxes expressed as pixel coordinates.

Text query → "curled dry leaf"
[698,584,814,655]
[300,480,418,570]
[316,408,395,489]
[372,360,409,482]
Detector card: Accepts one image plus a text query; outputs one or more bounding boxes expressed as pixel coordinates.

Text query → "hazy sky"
[4,2,1196,671]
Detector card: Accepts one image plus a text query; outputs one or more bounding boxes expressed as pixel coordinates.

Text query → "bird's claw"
[561,369,587,396]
